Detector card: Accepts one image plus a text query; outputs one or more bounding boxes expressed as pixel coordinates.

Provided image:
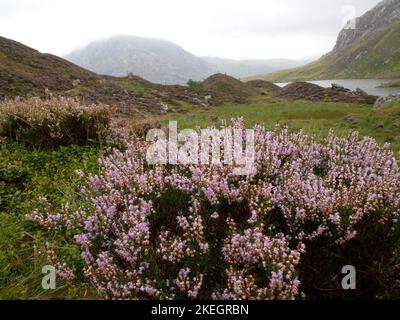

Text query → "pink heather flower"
[75,169,85,178]
[345,230,357,241]
[328,212,341,225]
[211,212,219,219]
[28,119,400,300]
[247,210,257,224]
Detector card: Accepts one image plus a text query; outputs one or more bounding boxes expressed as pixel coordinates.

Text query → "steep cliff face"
[334,0,400,51]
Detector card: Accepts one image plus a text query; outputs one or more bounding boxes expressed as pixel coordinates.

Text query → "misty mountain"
[202,56,311,79]
[66,35,310,85]
[66,35,216,85]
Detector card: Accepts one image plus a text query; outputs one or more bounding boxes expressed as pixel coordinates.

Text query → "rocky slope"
[334,0,400,51]
[248,0,400,82]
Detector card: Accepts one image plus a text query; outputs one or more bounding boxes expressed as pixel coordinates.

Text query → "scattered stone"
[331,83,350,93]
[344,114,360,125]
[374,122,384,129]
[72,79,81,87]
[373,94,400,110]
[160,103,169,111]
[354,88,368,96]
[204,95,212,102]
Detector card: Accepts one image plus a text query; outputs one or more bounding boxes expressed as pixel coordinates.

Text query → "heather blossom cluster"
[215,226,304,300]
[29,119,400,299]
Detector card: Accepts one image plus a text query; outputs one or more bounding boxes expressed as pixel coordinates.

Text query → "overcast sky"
[0,0,382,60]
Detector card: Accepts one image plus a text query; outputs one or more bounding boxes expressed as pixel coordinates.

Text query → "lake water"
[275,79,400,96]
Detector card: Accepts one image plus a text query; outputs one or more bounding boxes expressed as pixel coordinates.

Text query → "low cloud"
[0,0,383,60]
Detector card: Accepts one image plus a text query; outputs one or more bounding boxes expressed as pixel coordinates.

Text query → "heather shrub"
[0,97,114,147]
[29,120,400,299]
[124,117,162,138]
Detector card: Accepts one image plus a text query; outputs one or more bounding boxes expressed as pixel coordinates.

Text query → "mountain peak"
[66,36,215,85]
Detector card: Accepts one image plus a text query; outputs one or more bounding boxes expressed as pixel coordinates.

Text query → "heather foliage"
[0,97,114,147]
[29,119,400,299]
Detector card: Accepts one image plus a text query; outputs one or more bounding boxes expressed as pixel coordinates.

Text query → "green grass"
[380,80,400,88]
[158,96,400,154]
[0,141,100,299]
[109,78,151,95]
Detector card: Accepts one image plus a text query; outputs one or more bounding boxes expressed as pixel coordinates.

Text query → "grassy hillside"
[247,21,400,82]
[0,36,155,114]
[0,36,99,98]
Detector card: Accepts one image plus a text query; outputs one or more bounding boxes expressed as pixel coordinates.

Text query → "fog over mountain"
[66,35,215,85]
[66,35,311,84]
[202,57,313,79]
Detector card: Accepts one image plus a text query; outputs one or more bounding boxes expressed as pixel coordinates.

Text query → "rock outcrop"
[373,94,400,110]
[334,0,400,51]
[274,82,377,104]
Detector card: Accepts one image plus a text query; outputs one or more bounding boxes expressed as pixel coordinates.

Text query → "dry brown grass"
[0,96,115,147]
